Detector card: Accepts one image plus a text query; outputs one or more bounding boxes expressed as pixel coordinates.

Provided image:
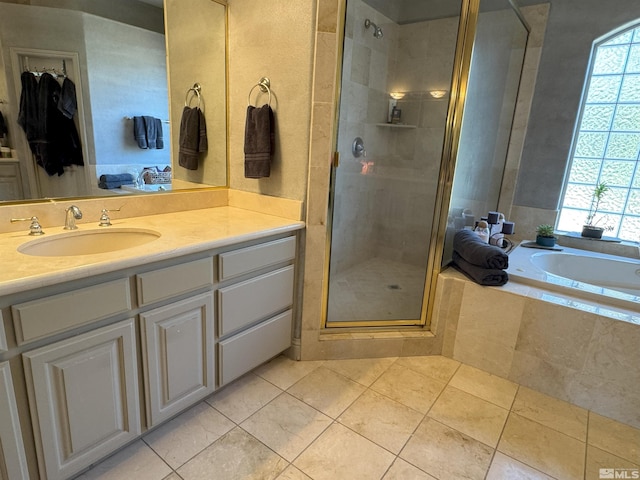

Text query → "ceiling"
[363,0,549,24]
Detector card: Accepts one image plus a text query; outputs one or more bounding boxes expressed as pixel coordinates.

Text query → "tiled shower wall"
[330,1,458,274]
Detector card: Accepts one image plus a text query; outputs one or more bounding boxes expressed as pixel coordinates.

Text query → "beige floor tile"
[382,458,437,479]
[143,402,235,469]
[486,452,555,480]
[588,412,640,464]
[75,440,172,480]
[498,413,585,480]
[427,385,509,447]
[400,417,493,479]
[293,423,395,480]
[253,355,324,390]
[287,366,366,418]
[323,356,397,386]
[449,363,518,409]
[512,386,588,441]
[206,373,282,423]
[241,392,333,461]
[395,355,460,383]
[585,445,640,480]
[177,427,288,480]
[370,363,446,413]
[162,474,181,480]
[276,465,313,480]
[338,389,424,454]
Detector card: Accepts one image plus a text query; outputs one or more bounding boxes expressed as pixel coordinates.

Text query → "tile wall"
[438,269,640,429]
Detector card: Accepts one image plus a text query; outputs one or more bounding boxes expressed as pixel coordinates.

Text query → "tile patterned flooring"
[76,355,640,480]
[327,258,427,322]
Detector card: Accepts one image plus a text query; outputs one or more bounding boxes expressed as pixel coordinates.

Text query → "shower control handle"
[352,137,366,158]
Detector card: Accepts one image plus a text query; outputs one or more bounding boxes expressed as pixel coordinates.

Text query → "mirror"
[0,0,227,204]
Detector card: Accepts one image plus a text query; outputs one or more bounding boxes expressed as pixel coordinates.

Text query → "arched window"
[558,25,640,242]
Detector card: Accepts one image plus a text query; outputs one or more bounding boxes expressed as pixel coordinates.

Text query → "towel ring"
[248,77,271,107]
[185,83,202,108]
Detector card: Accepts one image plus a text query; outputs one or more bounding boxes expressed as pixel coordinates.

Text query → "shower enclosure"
[324,0,529,328]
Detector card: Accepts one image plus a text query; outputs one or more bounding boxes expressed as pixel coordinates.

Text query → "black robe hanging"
[18,72,84,176]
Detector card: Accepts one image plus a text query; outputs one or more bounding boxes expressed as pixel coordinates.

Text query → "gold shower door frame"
[322,0,480,329]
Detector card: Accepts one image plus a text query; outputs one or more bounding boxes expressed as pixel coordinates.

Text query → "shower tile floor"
[77,355,640,480]
[327,257,427,322]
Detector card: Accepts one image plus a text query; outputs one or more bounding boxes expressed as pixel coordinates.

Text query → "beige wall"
[166,0,226,187]
[227,0,316,202]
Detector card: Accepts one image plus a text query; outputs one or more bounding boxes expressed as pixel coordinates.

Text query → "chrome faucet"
[64,205,83,230]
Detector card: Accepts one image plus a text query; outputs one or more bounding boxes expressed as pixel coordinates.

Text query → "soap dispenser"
[474,220,490,243]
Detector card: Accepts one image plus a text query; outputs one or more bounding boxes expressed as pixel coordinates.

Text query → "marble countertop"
[0,206,304,296]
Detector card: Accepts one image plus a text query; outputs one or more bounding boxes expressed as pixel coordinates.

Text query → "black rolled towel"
[99,173,134,184]
[453,229,508,269]
[452,252,509,286]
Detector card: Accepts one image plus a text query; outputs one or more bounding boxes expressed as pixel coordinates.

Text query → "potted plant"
[536,224,557,247]
[581,182,613,239]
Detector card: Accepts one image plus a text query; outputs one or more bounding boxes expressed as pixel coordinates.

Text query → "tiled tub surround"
[438,268,640,430]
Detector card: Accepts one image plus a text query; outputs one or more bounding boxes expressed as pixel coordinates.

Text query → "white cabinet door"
[23,319,141,480]
[0,362,29,480]
[140,292,215,427]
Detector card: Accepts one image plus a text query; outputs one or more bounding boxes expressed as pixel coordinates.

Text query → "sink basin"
[18,228,161,257]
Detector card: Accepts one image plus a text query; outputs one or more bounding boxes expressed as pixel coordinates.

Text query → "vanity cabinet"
[2,231,298,480]
[217,237,296,385]
[0,160,24,201]
[140,292,215,427]
[22,319,141,480]
[0,361,29,480]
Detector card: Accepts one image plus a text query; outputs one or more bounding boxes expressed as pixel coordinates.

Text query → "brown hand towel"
[244,105,275,178]
[179,106,207,170]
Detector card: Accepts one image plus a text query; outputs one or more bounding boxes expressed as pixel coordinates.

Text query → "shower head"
[364,19,383,39]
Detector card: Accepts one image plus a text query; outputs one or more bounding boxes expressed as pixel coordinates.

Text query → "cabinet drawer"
[219,310,292,385]
[218,236,296,281]
[12,278,132,345]
[218,265,294,337]
[137,257,214,306]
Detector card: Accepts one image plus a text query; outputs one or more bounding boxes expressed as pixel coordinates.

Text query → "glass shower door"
[325,0,463,326]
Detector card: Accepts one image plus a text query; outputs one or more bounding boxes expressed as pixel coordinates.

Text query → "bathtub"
[507,242,640,313]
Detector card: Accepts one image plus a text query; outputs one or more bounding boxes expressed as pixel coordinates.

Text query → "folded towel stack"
[133,116,164,150]
[98,173,134,189]
[452,230,509,286]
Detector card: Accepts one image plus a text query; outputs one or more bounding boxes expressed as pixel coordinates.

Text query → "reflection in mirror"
[0,0,227,204]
